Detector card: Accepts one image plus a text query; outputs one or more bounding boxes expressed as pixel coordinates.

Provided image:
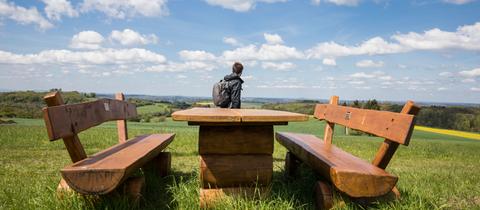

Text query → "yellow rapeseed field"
[415,126,480,140]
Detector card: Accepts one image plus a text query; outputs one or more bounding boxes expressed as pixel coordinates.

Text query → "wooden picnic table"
[172,108,308,206]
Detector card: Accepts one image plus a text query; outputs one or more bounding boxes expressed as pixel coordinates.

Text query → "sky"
[0,0,479,103]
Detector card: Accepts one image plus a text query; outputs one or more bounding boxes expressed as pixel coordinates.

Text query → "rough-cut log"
[61,134,175,194]
[43,98,137,141]
[314,180,333,210]
[200,187,269,208]
[313,104,415,145]
[199,125,273,155]
[200,155,273,188]
[276,132,398,198]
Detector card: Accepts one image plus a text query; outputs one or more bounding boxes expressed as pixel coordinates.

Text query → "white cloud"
[350,71,387,79]
[109,29,158,46]
[261,62,295,71]
[179,50,216,61]
[439,71,453,77]
[348,80,365,85]
[223,37,242,46]
[459,68,480,78]
[312,0,360,6]
[80,0,168,19]
[462,78,476,83]
[42,0,78,21]
[0,48,166,65]
[145,61,216,72]
[70,30,104,50]
[0,0,53,29]
[392,22,480,51]
[443,0,475,5]
[306,37,405,59]
[264,33,284,44]
[356,59,384,68]
[204,0,287,12]
[222,43,304,61]
[471,87,480,91]
[322,58,336,66]
[437,87,448,91]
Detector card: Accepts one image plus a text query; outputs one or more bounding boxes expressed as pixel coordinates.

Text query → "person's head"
[232,62,243,75]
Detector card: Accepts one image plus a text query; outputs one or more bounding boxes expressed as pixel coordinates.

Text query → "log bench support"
[198,124,274,207]
[43,92,174,203]
[276,96,420,209]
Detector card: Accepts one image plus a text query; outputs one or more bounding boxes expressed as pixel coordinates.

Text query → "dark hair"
[232,62,243,74]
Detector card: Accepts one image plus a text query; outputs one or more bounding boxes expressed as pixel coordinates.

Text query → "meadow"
[0,118,479,209]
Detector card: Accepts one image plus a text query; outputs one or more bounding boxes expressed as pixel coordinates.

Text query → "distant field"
[136,103,170,114]
[0,118,479,209]
[415,125,480,140]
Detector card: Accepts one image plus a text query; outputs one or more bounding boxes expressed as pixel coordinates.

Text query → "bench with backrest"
[42,92,175,196]
[275,96,420,209]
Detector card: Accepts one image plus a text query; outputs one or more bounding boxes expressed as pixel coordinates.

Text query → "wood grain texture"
[372,101,421,168]
[323,96,339,144]
[115,93,128,143]
[199,125,273,155]
[314,180,333,210]
[314,104,415,145]
[43,92,87,162]
[43,98,137,140]
[61,133,175,194]
[172,108,308,123]
[276,132,398,198]
[200,155,273,188]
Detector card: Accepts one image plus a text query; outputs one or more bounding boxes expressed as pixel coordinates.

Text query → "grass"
[415,125,480,141]
[0,118,479,209]
[137,103,170,115]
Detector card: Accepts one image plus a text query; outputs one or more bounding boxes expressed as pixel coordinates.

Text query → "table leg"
[198,125,274,206]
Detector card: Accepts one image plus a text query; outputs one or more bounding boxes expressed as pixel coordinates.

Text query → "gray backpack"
[212,80,230,107]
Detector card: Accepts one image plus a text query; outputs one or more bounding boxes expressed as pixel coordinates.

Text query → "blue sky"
[0,0,479,103]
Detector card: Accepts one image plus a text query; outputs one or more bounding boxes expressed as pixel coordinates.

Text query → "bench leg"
[122,176,146,204]
[144,152,171,178]
[285,152,301,179]
[314,180,333,210]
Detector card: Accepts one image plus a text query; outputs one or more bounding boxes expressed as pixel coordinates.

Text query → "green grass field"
[136,103,170,114]
[1,118,479,209]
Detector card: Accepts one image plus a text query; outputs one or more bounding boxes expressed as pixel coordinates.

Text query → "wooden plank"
[200,155,273,188]
[115,93,128,143]
[172,108,308,123]
[44,98,137,140]
[237,109,309,122]
[314,104,415,145]
[172,108,241,122]
[43,92,87,163]
[372,101,421,168]
[199,125,273,155]
[276,132,397,198]
[61,133,174,194]
[188,122,288,126]
[323,96,339,144]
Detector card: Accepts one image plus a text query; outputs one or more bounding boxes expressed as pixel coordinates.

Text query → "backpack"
[212,80,230,107]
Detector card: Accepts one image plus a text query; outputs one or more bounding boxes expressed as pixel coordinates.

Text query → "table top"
[172,108,309,123]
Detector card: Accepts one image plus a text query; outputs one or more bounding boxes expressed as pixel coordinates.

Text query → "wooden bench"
[275,96,420,209]
[42,92,175,196]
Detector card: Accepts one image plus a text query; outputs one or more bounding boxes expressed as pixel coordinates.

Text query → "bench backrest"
[42,92,136,163]
[313,96,420,169]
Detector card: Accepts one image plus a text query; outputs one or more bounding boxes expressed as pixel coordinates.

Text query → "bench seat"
[276,132,398,198]
[61,133,175,195]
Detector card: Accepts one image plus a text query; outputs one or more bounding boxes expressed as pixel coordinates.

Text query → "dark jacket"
[222,73,244,109]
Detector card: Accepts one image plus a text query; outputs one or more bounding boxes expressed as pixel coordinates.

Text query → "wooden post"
[323,96,339,144]
[44,92,87,163]
[115,93,128,143]
[372,101,420,169]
